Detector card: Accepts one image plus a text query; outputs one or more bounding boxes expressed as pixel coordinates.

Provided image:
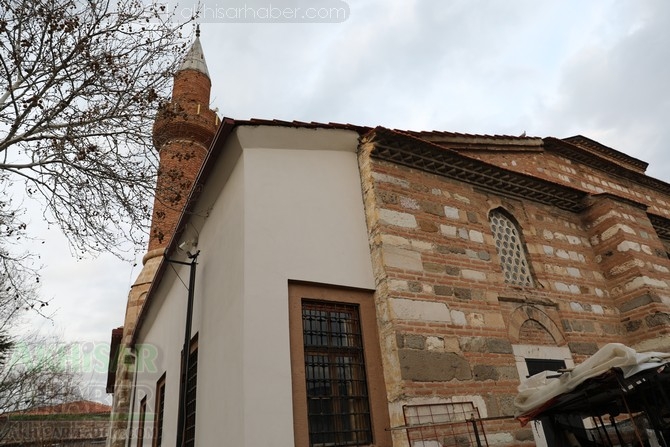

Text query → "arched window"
[489,209,534,287]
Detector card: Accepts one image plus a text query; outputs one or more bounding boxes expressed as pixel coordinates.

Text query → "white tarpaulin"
[514,343,670,418]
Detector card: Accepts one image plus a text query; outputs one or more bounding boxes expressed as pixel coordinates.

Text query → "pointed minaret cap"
[178,25,209,77]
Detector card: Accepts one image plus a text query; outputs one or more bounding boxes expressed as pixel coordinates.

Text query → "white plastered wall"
[131,125,377,447]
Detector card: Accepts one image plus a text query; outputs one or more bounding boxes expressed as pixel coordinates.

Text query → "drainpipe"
[168,250,199,447]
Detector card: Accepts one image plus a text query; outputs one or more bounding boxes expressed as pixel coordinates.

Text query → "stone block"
[484,313,505,328]
[444,337,460,352]
[646,312,670,327]
[445,265,460,276]
[396,332,404,348]
[459,336,485,352]
[487,433,514,444]
[567,235,581,245]
[617,240,641,252]
[379,209,417,228]
[497,395,516,417]
[398,349,472,381]
[423,262,445,274]
[451,310,467,325]
[387,279,408,291]
[399,196,420,210]
[498,366,519,380]
[372,172,409,188]
[486,338,513,354]
[561,320,572,332]
[440,224,457,237]
[473,365,499,381]
[383,245,423,271]
[515,429,534,441]
[462,269,486,281]
[625,276,669,292]
[469,230,484,243]
[377,190,398,205]
[434,285,453,296]
[467,312,484,326]
[381,234,409,246]
[420,200,445,216]
[437,245,465,255]
[556,249,569,259]
[619,293,657,313]
[417,219,439,233]
[453,193,470,204]
[467,211,478,223]
[426,336,444,351]
[408,281,423,293]
[478,250,491,261]
[390,298,451,322]
[454,288,471,300]
[444,206,460,220]
[601,223,635,241]
[568,341,598,355]
[404,334,426,350]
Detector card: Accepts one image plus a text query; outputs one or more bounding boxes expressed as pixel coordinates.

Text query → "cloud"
[535,0,670,180]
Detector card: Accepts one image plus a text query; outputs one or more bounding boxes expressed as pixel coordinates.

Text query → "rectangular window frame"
[153,373,166,447]
[183,335,198,447]
[137,396,147,447]
[289,282,391,447]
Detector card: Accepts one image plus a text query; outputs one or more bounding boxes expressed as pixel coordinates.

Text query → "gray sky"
[19,0,670,398]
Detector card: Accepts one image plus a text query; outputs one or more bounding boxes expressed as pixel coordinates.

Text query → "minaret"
[148,25,218,254]
[108,28,218,447]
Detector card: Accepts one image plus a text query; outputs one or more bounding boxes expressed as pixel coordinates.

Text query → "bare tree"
[0,2,193,439]
[0,334,84,443]
[0,0,193,261]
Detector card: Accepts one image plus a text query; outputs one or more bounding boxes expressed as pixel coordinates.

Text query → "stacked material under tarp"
[514,343,670,424]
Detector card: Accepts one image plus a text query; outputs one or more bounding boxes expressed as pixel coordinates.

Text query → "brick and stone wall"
[358,133,670,446]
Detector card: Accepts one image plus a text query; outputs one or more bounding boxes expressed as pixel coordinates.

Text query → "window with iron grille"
[302,300,373,446]
[153,374,166,447]
[184,340,198,447]
[137,396,147,447]
[489,209,534,286]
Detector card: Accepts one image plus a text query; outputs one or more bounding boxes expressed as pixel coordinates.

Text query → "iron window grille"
[302,300,373,446]
[184,343,198,447]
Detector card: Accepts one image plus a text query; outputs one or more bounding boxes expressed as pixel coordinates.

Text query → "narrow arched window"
[489,209,534,287]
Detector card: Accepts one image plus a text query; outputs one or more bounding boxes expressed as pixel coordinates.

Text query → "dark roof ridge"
[401,128,544,147]
[545,137,670,195]
[562,135,648,172]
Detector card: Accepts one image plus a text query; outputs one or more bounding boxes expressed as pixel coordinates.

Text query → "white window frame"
[512,345,574,447]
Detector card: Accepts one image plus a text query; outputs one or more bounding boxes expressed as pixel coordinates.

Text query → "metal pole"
[470,416,483,447]
[173,252,199,447]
